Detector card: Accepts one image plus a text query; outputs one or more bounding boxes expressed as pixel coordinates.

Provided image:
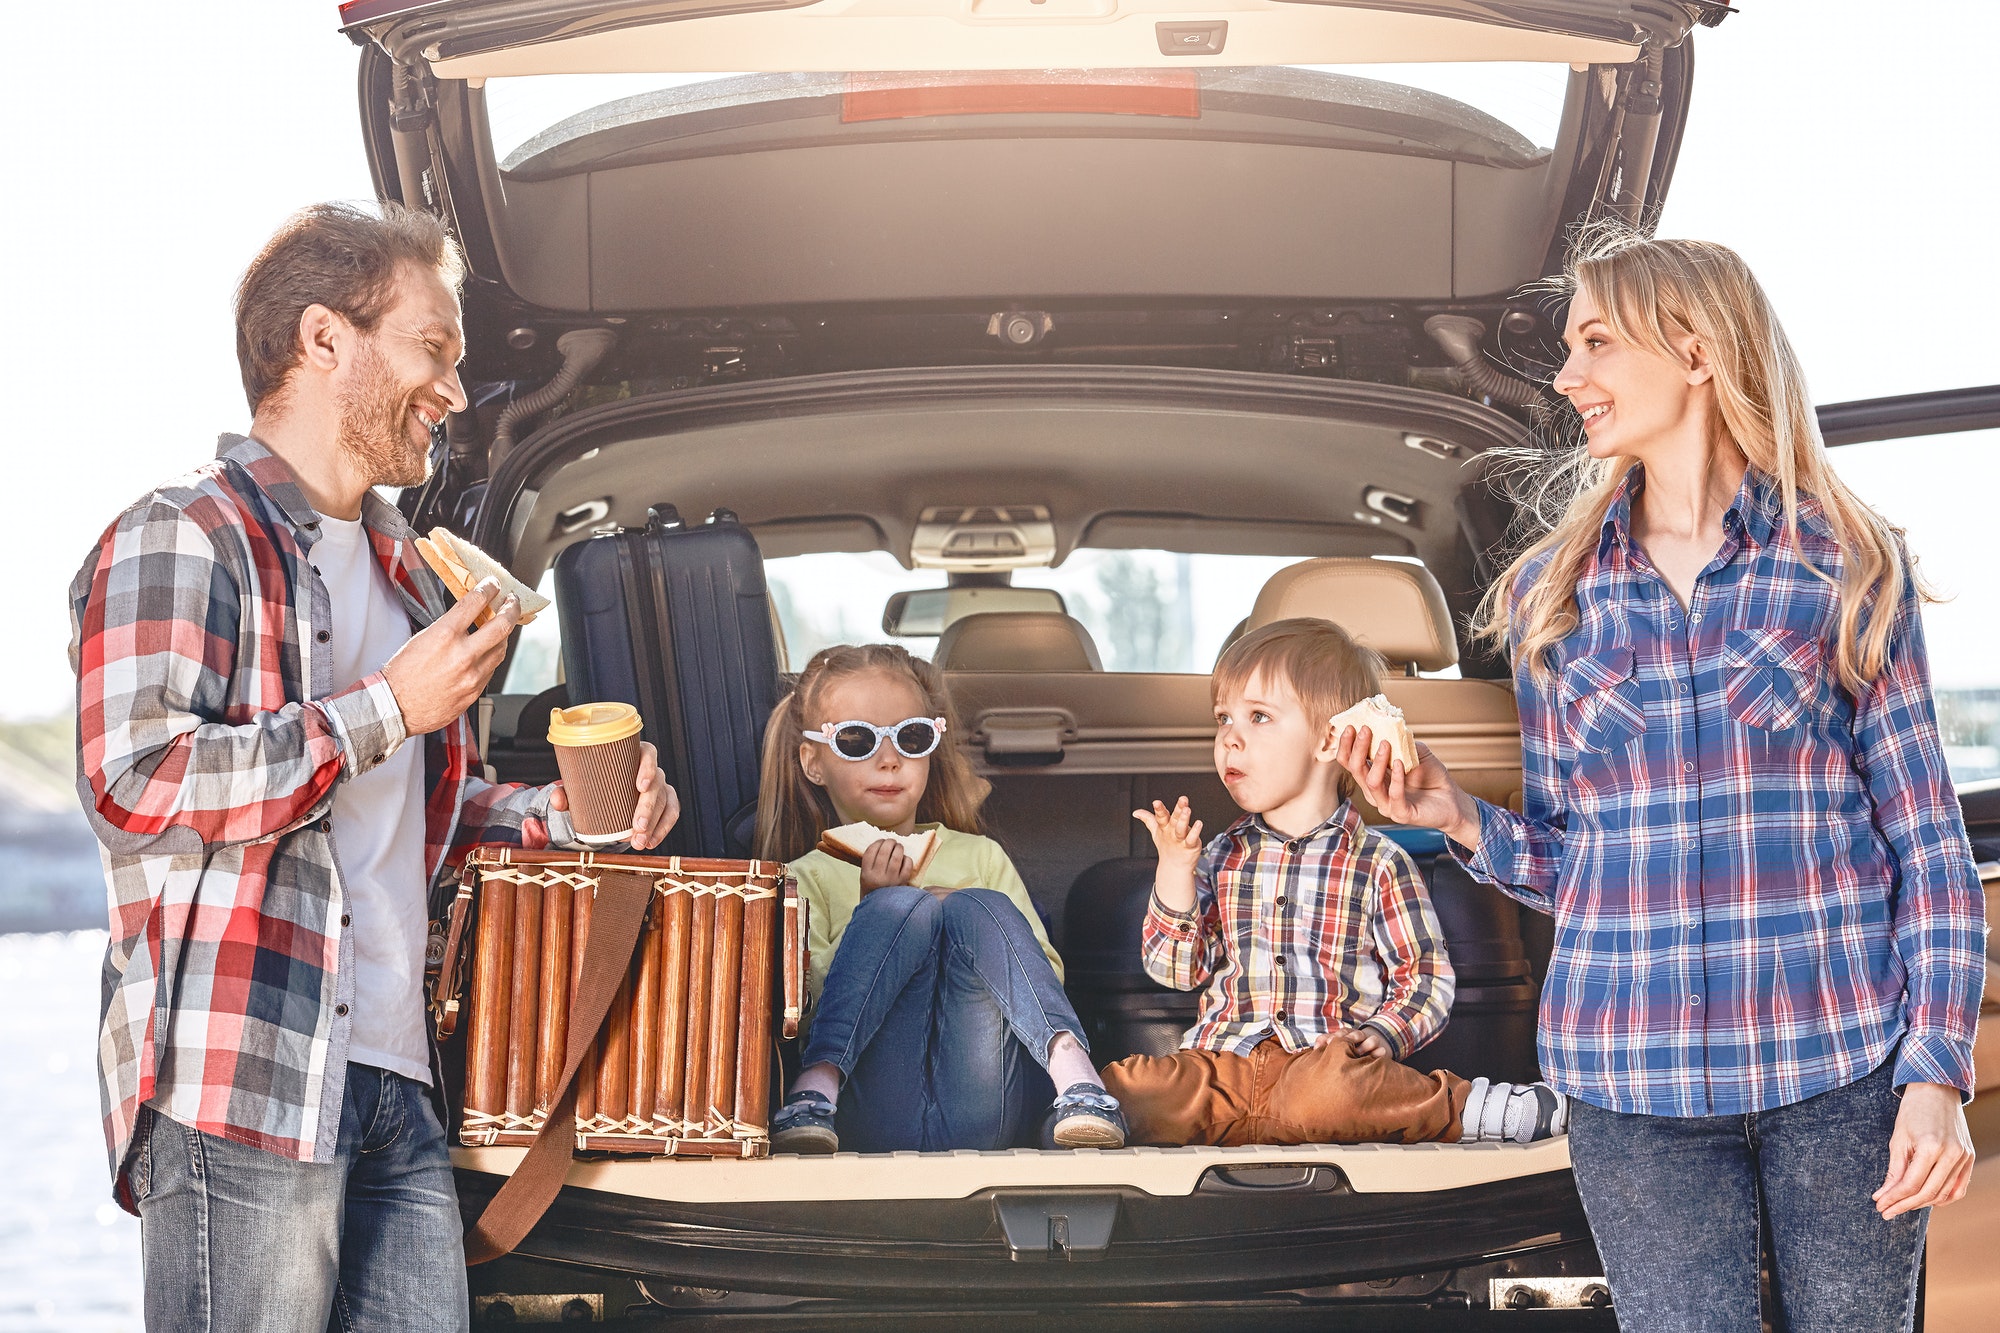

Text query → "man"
[69,202,676,1331]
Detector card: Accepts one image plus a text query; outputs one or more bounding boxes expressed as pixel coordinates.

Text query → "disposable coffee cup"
[547,703,644,844]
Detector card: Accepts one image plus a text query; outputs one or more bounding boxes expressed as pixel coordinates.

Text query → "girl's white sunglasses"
[802,717,947,761]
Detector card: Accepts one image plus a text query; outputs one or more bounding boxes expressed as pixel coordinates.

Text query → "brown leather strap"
[463,871,654,1265]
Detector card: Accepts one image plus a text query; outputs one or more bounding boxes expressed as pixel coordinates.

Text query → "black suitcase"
[552,505,782,858]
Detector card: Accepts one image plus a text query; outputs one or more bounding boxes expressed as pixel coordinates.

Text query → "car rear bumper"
[454,1141,1589,1300]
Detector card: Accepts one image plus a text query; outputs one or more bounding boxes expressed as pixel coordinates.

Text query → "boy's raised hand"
[1134,797,1204,915]
[1134,797,1203,866]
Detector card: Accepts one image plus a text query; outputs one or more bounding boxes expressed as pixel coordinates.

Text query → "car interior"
[473,379,1552,1156]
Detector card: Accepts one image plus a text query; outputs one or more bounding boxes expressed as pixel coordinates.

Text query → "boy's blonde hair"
[754,643,989,863]
[1213,618,1386,799]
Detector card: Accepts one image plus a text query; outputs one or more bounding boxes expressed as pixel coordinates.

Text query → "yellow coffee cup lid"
[548,702,642,747]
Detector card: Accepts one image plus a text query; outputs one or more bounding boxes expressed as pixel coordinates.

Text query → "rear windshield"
[484,64,1573,172]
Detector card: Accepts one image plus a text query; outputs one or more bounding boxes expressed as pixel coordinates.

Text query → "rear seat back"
[935,611,1104,672]
[1246,556,1457,673]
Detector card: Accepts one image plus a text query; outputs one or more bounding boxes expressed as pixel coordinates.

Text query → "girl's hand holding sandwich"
[858,838,915,896]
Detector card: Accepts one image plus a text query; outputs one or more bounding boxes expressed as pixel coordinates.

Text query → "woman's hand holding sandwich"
[1334,726,1483,853]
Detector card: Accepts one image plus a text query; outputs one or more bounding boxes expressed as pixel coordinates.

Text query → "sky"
[0,0,1994,719]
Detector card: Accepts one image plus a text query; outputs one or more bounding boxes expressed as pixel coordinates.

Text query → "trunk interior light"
[842,70,1200,123]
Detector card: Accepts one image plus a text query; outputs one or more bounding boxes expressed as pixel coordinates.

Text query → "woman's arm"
[1849,565,1984,1217]
[1336,644,1570,912]
[1853,569,1986,1099]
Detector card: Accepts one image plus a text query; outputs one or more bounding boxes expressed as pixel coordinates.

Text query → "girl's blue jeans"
[800,885,1088,1152]
[1567,1056,1927,1332]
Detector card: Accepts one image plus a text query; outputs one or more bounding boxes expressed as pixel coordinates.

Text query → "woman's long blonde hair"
[754,644,990,863]
[1475,225,1916,692]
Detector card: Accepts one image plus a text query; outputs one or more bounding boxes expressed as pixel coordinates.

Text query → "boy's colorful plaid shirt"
[70,434,565,1209]
[1463,467,1985,1118]
[1141,802,1455,1059]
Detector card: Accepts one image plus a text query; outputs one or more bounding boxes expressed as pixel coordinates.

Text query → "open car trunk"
[434,368,1587,1306]
[327,0,1728,1314]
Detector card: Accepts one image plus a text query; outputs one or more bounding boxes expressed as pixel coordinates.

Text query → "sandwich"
[1330,694,1419,771]
[413,527,551,627]
[815,822,941,879]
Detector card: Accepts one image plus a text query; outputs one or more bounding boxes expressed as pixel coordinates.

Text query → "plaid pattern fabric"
[1465,466,1987,1117]
[71,434,566,1208]
[1142,802,1454,1059]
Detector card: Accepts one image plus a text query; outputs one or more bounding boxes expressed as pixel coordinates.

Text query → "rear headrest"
[933,612,1104,672]
[1246,558,1458,672]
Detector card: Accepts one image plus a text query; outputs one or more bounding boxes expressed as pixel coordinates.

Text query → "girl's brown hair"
[754,644,990,863]
[1475,223,1919,692]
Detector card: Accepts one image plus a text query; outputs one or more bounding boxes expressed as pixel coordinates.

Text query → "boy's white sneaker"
[1459,1077,1569,1143]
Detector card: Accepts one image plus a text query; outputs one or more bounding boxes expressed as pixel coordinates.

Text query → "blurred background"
[2,2,1994,1328]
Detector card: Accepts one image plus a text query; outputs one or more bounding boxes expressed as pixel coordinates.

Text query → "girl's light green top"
[790,824,1064,1006]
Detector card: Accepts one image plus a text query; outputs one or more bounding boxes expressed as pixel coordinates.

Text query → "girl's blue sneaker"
[771,1089,839,1154]
[1047,1083,1128,1149]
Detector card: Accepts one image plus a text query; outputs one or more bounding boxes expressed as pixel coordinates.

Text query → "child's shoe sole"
[771,1123,839,1155]
[1051,1114,1127,1149]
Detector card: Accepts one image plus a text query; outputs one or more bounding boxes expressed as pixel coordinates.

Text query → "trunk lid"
[341,1,1706,319]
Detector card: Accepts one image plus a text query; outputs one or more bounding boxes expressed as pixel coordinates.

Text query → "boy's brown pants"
[1101,1037,1471,1146]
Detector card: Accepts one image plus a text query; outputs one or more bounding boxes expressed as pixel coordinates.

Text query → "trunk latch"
[992,1193,1120,1263]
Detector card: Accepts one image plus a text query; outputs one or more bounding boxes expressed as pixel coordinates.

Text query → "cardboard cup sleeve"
[552,735,644,840]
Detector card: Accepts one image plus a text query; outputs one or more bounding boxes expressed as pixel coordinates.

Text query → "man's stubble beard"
[337,338,435,490]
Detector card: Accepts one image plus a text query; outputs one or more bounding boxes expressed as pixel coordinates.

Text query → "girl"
[1339,230,1982,1332]
[757,644,1126,1153]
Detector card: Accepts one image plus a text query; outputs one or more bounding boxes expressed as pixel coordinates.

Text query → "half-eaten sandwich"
[1330,694,1419,771]
[815,822,941,879]
[413,527,551,627]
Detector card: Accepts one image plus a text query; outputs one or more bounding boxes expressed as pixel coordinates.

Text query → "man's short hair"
[233,201,466,413]
[1213,617,1386,733]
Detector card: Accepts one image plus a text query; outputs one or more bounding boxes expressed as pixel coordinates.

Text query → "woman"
[1339,229,1982,1331]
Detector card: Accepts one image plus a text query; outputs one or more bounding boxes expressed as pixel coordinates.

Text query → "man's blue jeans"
[132,1063,468,1332]
[1567,1058,1926,1332]
[801,885,1089,1152]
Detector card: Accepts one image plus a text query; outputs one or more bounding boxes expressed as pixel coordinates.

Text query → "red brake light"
[842,71,1200,123]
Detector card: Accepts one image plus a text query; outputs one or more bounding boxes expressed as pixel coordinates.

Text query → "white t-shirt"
[316,514,432,1084]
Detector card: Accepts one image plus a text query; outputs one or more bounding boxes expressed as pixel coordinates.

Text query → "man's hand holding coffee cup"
[549,743,679,852]
[383,578,521,736]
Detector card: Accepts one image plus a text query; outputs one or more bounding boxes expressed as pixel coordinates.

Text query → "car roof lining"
[502,394,1499,590]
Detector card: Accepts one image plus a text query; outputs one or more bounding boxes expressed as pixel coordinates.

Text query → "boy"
[1102,617,1565,1147]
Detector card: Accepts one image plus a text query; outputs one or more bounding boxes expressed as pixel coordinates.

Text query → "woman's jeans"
[1567,1058,1926,1332]
[801,885,1088,1152]
[132,1064,468,1333]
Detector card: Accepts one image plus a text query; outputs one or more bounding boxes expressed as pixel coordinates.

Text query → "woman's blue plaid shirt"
[1461,466,1985,1117]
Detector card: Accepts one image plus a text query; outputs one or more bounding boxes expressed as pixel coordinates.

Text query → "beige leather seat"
[1245,557,1457,673]
[933,611,1105,672]
[1243,557,1522,814]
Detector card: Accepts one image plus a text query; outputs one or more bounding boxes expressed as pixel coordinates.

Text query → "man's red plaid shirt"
[70,434,566,1210]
